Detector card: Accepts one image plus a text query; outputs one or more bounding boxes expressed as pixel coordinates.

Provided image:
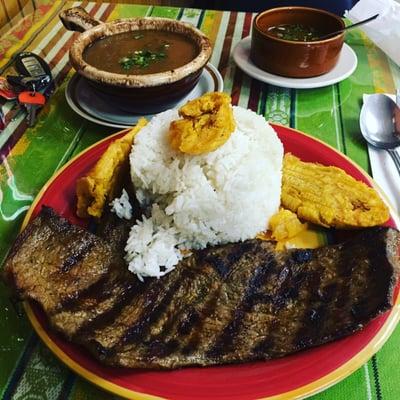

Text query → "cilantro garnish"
[119,48,168,70]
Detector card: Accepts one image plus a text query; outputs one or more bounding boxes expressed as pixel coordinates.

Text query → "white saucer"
[65,63,223,128]
[233,36,358,89]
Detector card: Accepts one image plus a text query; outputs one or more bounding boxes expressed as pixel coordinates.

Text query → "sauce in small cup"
[250,7,345,78]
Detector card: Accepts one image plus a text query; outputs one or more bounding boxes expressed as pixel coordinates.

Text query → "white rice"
[126,106,284,280]
[110,189,133,220]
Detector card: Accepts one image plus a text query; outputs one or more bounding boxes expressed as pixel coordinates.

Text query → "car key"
[14,52,52,78]
[13,52,54,98]
[7,74,52,92]
[18,91,46,127]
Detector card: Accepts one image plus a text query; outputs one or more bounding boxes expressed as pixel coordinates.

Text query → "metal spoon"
[360,93,400,174]
[318,14,379,40]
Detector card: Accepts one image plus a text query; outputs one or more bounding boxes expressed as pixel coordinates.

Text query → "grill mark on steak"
[120,271,188,346]
[204,241,256,279]
[126,274,198,358]
[334,239,375,322]
[153,274,223,359]
[82,262,192,360]
[249,264,297,357]
[349,240,393,320]
[146,339,180,359]
[329,244,353,336]
[249,253,311,358]
[232,252,314,359]
[292,271,324,351]
[3,209,400,369]
[180,287,221,355]
[143,270,211,353]
[58,273,113,312]
[72,279,140,338]
[207,255,278,357]
[178,309,201,336]
[179,287,220,337]
[292,243,360,352]
[229,251,311,358]
[271,255,307,310]
[60,240,96,272]
[48,271,124,338]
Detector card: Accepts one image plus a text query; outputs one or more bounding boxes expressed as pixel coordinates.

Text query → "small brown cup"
[250,7,345,78]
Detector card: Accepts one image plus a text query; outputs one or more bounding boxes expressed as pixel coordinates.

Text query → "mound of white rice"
[126,106,283,280]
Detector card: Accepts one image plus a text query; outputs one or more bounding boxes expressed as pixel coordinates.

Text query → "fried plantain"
[168,92,235,154]
[269,208,308,241]
[76,118,147,219]
[281,153,389,228]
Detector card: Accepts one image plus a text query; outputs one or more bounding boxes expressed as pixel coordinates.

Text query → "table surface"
[1,1,399,399]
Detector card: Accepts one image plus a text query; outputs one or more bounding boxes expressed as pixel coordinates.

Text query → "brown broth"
[83,30,199,74]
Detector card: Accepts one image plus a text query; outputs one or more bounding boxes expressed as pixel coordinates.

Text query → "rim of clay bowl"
[69,17,212,88]
[254,6,345,44]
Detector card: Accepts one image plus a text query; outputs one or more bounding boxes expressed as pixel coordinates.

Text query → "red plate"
[23,124,400,400]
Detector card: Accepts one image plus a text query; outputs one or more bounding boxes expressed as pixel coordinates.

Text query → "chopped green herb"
[267,24,320,42]
[133,34,144,40]
[119,49,167,70]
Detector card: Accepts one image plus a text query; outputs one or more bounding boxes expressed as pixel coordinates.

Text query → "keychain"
[18,91,46,127]
[3,52,54,128]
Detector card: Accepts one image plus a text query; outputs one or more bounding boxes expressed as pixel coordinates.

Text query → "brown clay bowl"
[59,7,212,113]
[250,7,345,78]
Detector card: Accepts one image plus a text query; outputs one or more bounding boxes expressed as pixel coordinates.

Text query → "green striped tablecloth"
[0,1,399,399]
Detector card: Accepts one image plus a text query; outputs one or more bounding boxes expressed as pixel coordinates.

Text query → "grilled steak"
[4,207,126,316]
[3,207,399,369]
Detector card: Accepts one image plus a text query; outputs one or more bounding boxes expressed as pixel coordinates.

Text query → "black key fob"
[14,52,52,78]
[7,74,52,92]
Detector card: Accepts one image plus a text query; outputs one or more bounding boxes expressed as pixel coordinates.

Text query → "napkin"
[344,0,400,66]
[363,94,400,215]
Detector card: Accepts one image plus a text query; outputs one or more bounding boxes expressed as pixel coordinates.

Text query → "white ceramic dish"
[65,63,223,128]
[232,36,358,89]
